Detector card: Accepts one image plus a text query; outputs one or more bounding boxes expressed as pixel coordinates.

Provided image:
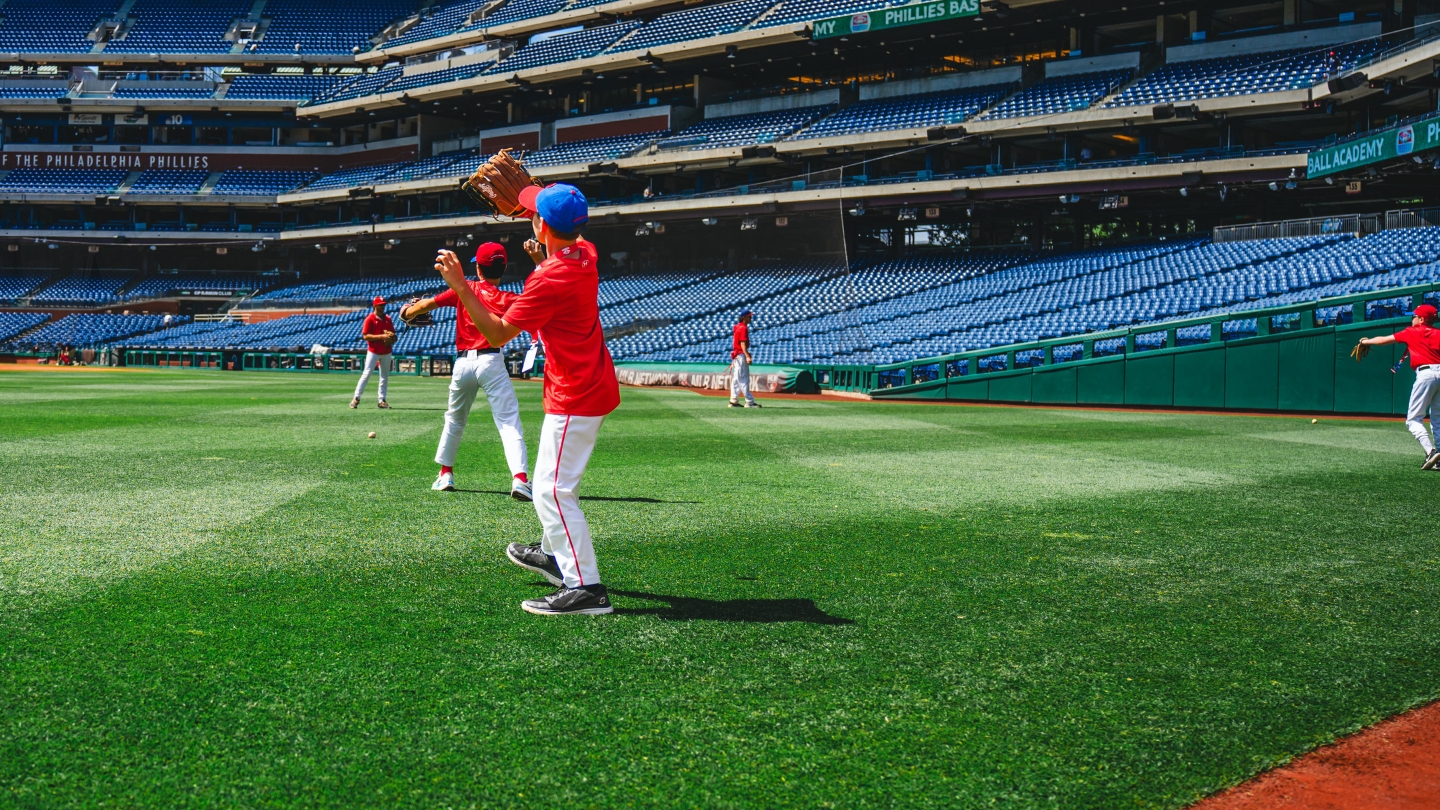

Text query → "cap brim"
[517,185,541,216]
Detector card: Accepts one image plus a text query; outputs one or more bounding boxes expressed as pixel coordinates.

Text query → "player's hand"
[434,249,465,287]
[523,239,545,263]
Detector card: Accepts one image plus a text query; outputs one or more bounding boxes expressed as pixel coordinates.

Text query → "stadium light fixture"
[897,208,917,221]
[47,243,57,250]
[1325,176,1335,185]
[701,217,718,225]
[1178,187,1188,197]
[740,218,758,231]
[345,244,358,254]
[1268,182,1279,191]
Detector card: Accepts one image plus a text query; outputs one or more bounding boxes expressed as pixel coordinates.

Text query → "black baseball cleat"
[728,401,742,408]
[522,584,613,616]
[1425,450,1440,471]
[506,541,563,586]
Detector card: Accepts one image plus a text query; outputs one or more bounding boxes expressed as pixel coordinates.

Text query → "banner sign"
[1307,113,1440,178]
[812,0,979,39]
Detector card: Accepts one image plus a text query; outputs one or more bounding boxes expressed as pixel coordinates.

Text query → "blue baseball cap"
[519,183,588,233]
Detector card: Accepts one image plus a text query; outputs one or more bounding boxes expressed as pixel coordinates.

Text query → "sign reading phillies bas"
[812,0,979,39]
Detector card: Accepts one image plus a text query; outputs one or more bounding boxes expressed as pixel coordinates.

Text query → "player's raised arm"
[435,249,522,347]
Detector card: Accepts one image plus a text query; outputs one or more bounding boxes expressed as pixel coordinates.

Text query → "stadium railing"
[802,282,1439,416]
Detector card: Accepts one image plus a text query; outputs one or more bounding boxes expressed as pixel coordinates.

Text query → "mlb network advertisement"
[1307,114,1440,179]
[812,0,979,39]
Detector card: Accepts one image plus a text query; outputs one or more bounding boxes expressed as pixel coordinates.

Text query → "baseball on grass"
[1311,419,1318,424]
[368,431,377,439]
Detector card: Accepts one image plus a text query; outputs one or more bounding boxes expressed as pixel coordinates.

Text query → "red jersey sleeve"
[502,274,556,333]
[432,288,458,309]
[477,282,518,315]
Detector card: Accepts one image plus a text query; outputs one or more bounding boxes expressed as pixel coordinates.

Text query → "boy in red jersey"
[401,242,532,500]
[434,183,619,616]
[1358,303,1440,470]
[351,296,395,409]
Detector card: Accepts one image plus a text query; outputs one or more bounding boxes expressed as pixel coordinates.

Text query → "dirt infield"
[1193,701,1440,809]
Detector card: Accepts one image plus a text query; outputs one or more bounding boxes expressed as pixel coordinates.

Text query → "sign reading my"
[1307,113,1440,178]
[812,0,979,39]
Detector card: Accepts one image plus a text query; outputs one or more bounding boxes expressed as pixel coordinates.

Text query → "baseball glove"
[1350,342,1370,361]
[459,148,542,218]
[400,297,434,327]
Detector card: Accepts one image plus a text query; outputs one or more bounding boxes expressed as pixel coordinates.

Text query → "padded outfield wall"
[804,284,1435,416]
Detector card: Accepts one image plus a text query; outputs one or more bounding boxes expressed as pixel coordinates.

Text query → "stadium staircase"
[4,315,57,345]
[198,172,225,195]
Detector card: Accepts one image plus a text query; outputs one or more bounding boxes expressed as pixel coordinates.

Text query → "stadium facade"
[0,0,1438,382]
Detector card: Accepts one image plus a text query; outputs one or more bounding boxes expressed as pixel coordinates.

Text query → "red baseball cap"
[518,184,542,216]
[1414,304,1437,323]
[372,296,386,306]
[472,242,507,266]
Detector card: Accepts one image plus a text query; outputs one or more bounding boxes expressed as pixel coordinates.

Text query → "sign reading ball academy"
[811,0,979,39]
[1306,113,1440,178]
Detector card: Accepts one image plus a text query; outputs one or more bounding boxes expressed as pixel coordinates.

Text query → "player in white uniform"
[351,297,395,409]
[401,243,532,501]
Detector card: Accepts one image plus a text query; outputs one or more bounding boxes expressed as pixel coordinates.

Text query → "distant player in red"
[435,182,619,616]
[1358,303,1440,469]
[729,310,758,408]
[400,242,532,501]
[351,296,395,409]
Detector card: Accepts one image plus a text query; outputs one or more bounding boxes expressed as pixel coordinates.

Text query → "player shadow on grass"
[608,589,854,625]
[456,489,698,503]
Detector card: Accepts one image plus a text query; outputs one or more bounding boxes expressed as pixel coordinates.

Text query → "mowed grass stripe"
[1,371,1437,808]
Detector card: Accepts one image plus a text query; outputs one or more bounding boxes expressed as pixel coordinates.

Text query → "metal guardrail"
[1214,206,1440,243]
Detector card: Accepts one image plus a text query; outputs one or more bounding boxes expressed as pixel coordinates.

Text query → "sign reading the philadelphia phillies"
[811,0,979,39]
[1307,113,1440,178]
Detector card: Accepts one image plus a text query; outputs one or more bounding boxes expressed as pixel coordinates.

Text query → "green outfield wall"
[801,283,1438,415]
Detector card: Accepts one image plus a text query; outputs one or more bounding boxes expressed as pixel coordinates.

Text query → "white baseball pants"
[435,352,528,477]
[534,413,604,588]
[353,351,391,402]
[1406,365,1440,454]
[730,355,754,404]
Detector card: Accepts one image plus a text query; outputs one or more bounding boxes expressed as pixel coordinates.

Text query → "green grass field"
[2,369,1438,809]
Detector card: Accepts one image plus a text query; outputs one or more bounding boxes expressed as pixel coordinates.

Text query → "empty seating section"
[123,272,260,299]
[253,0,413,55]
[0,0,119,53]
[612,256,1023,362]
[106,0,253,54]
[381,152,470,183]
[255,274,447,302]
[596,272,722,307]
[470,0,570,31]
[0,83,70,98]
[484,22,641,75]
[982,69,1133,119]
[310,66,403,104]
[602,266,839,354]
[797,84,1013,139]
[384,0,488,49]
[127,170,209,195]
[0,273,51,302]
[112,86,215,98]
[1106,43,1380,107]
[382,61,496,95]
[754,0,892,29]
[224,74,348,99]
[610,0,776,53]
[664,107,832,150]
[0,170,129,194]
[22,313,185,347]
[211,171,317,195]
[31,273,136,304]
[304,161,412,191]
[524,132,664,167]
[0,311,50,343]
